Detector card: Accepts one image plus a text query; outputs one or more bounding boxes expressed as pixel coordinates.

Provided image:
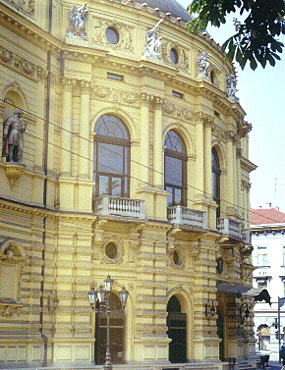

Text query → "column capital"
[154,96,164,109]
[80,80,91,92]
[140,92,154,106]
[226,130,237,143]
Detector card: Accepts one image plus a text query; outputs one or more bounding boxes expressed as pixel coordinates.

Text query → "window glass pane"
[94,115,128,139]
[174,188,182,204]
[106,27,119,44]
[99,176,109,196]
[111,178,121,197]
[165,156,182,186]
[166,186,173,206]
[164,130,184,152]
[98,143,123,174]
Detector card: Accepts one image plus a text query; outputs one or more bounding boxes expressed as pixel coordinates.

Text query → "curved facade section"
[0,0,256,368]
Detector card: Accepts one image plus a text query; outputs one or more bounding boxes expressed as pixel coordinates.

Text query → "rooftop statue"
[142,19,163,59]
[2,109,26,163]
[227,74,240,103]
[198,51,210,79]
[67,3,89,40]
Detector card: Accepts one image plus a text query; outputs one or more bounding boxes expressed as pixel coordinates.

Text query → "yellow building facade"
[0,0,257,368]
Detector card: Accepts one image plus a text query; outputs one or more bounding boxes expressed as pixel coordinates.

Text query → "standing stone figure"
[198,51,210,79]
[2,109,25,163]
[67,3,89,40]
[227,74,240,103]
[142,19,163,58]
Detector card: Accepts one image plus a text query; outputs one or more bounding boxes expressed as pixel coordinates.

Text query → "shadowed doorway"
[95,292,125,365]
[167,295,187,363]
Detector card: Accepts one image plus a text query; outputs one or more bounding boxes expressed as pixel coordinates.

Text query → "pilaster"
[153,96,163,188]
[79,80,90,179]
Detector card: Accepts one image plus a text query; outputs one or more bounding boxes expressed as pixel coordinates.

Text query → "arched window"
[164,130,187,206]
[93,115,130,199]
[212,147,221,218]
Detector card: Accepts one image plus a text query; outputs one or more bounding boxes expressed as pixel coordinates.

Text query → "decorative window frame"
[0,239,26,316]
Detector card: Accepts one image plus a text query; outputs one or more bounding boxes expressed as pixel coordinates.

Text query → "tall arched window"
[164,130,187,206]
[212,147,221,218]
[93,115,130,198]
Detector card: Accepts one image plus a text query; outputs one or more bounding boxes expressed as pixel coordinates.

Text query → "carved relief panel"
[3,0,35,16]
[92,18,134,52]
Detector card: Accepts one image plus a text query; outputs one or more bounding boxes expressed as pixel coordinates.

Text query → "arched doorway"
[167,295,187,363]
[95,292,125,365]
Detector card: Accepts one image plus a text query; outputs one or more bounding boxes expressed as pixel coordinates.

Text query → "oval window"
[170,48,179,64]
[105,242,118,259]
[106,27,119,44]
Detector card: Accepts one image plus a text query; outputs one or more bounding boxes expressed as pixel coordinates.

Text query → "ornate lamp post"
[88,274,129,370]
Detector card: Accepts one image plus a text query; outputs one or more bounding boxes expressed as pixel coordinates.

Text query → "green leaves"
[187,0,285,70]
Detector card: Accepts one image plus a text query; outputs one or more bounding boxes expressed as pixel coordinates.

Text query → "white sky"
[178,0,285,212]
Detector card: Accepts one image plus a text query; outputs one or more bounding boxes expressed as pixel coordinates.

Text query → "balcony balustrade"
[93,195,145,219]
[167,205,207,229]
[217,217,242,241]
[242,229,251,245]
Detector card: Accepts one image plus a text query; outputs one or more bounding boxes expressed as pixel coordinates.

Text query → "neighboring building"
[251,205,285,361]
[0,0,257,368]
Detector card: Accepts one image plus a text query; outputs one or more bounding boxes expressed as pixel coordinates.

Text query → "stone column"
[195,115,204,199]
[79,81,90,179]
[226,131,235,214]
[204,119,212,198]
[47,76,56,172]
[236,146,242,216]
[140,93,151,184]
[153,97,163,187]
[61,79,73,176]
[34,73,45,171]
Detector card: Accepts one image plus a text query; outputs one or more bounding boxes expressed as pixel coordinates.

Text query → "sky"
[178,0,285,212]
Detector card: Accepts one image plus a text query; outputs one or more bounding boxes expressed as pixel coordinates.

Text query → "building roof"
[135,0,192,22]
[250,208,285,225]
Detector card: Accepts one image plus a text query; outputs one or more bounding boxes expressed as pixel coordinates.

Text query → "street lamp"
[88,275,129,370]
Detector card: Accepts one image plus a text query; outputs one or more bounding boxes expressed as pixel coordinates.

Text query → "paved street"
[265,361,284,369]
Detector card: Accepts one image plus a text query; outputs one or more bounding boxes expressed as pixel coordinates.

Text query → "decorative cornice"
[240,157,257,173]
[0,44,45,81]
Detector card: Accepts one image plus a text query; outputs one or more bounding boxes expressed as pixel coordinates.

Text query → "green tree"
[187,0,285,69]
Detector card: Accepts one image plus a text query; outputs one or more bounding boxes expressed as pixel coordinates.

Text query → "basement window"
[107,72,124,81]
[172,90,183,99]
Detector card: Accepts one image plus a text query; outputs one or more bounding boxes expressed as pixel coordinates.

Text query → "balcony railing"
[167,205,207,229]
[242,229,251,245]
[93,195,145,219]
[217,217,242,241]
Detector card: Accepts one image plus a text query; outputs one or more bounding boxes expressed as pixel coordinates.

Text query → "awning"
[217,283,271,305]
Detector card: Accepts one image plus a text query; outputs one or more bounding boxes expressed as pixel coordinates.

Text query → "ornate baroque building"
[0,0,257,368]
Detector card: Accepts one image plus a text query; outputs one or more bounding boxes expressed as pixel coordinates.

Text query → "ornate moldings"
[3,0,34,16]
[0,45,45,81]
[91,84,140,104]
[163,99,195,121]
[212,121,226,142]
[3,163,26,188]
[0,299,22,317]
[92,19,133,52]
[161,41,189,71]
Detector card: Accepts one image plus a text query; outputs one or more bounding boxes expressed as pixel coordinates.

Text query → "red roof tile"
[250,208,285,225]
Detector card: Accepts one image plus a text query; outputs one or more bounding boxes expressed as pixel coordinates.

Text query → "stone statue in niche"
[198,51,210,79]
[2,109,26,163]
[142,19,163,58]
[227,73,240,103]
[67,3,89,40]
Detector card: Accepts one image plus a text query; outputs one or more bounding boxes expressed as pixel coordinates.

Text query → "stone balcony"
[217,217,243,241]
[167,205,207,229]
[93,195,145,219]
[242,229,251,245]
